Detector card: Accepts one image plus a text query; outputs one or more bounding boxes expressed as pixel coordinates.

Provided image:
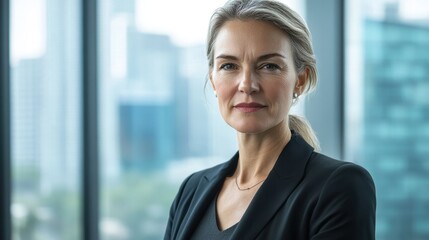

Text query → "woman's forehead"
[213,20,292,59]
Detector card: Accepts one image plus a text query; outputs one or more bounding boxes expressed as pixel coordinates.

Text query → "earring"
[214,91,217,98]
[293,92,298,99]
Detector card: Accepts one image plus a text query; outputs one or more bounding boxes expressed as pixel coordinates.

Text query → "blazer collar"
[232,133,314,239]
[177,132,314,239]
[176,153,238,239]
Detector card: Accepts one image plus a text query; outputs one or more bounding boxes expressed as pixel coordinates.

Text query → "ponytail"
[289,114,320,152]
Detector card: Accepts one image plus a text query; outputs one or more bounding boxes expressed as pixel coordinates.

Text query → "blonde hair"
[207,0,320,150]
[289,115,320,151]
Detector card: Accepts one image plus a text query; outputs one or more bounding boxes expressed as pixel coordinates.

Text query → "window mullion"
[0,0,12,239]
[82,0,99,239]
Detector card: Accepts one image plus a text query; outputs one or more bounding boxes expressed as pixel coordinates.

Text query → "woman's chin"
[229,119,287,135]
[230,123,267,135]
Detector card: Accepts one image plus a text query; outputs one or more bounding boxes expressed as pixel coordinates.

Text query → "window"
[345,0,429,239]
[10,0,82,239]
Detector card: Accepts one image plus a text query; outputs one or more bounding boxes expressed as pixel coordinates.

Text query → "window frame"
[1,0,12,239]
[82,0,99,240]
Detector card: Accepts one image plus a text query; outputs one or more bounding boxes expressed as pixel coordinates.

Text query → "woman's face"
[210,19,306,134]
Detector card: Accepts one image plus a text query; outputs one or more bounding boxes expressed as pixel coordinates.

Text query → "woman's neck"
[235,121,291,182]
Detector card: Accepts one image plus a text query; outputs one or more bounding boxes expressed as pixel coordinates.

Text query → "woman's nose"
[238,69,259,95]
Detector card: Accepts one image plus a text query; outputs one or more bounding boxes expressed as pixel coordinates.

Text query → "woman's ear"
[295,67,309,95]
[209,71,216,91]
[208,71,218,97]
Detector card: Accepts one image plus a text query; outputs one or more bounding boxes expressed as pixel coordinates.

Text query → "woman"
[165,0,376,239]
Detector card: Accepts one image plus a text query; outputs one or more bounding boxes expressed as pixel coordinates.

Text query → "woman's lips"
[234,102,266,113]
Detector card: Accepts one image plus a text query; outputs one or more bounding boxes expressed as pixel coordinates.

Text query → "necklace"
[235,176,266,191]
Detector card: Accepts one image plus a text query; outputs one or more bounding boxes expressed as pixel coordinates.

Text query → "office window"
[345,0,429,239]
[10,0,82,240]
[98,0,304,239]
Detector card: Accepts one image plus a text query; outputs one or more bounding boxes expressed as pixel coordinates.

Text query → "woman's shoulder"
[308,152,370,172]
[302,155,376,239]
[305,152,375,188]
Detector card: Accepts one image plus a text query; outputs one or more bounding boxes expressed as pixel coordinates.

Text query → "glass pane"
[345,0,429,239]
[10,0,82,239]
[98,1,305,239]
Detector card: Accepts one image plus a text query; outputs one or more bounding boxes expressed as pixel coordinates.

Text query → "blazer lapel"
[231,134,314,239]
[176,153,239,240]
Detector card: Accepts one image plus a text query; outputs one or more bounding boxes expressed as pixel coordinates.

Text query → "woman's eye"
[219,63,236,70]
[261,63,281,71]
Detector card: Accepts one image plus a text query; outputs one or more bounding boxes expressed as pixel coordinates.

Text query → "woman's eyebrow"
[257,53,286,61]
[215,54,239,60]
[215,53,286,61]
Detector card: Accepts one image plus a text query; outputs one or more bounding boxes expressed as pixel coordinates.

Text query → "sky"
[11,0,46,63]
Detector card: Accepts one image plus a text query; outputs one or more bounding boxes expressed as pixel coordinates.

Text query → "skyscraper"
[118,31,179,171]
[362,17,429,239]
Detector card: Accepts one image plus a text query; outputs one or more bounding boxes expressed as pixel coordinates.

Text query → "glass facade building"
[346,1,429,239]
[363,18,429,239]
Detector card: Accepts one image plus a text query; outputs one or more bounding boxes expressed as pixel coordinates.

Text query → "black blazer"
[164,133,376,240]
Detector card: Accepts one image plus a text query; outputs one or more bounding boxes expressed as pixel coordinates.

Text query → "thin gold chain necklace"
[235,176,266,191]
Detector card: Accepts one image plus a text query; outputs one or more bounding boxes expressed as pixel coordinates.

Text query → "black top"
[164,132,376,240]
[190,194,237,239]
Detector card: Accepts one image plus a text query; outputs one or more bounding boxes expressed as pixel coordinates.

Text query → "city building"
[362,18,429,239]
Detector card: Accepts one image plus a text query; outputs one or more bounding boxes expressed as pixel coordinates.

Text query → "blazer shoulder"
[307,152,373,181]
[304,152,376,200]
[307,153,376,239]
